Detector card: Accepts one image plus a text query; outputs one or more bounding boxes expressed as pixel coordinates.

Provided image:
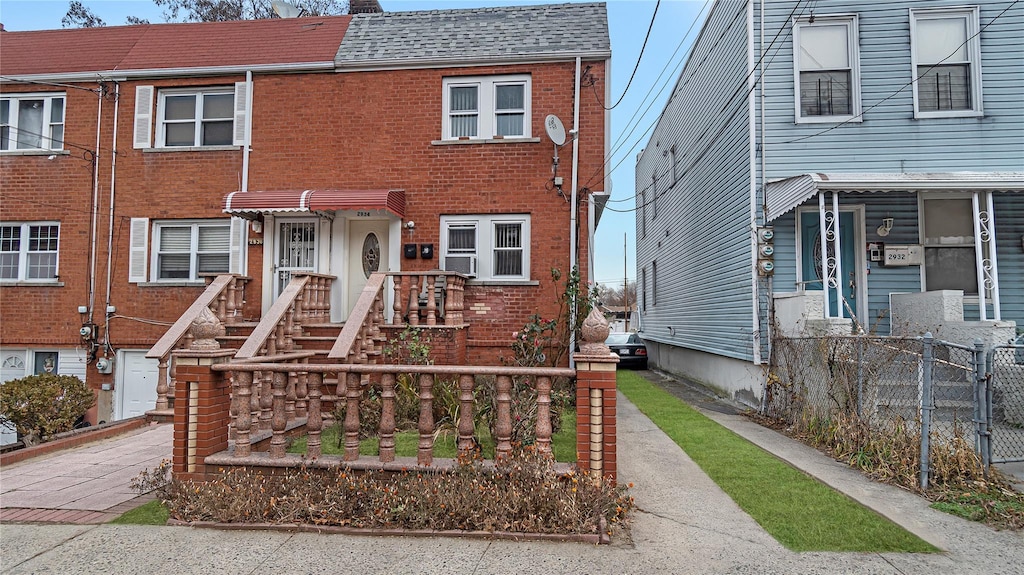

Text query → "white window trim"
[155,87,235,148]
[150,220,231,282]
[441,75,532,141]
[910,6,984,119]
[792,15,862,124]
[0,221,60,282]
[0,92,65,152]
[440,214,531,281]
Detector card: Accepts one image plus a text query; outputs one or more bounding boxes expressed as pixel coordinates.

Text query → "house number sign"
[356,211,371,217]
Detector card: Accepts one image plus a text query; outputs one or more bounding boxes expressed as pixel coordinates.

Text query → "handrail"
[146,274,243,360]
[214,362,575,378]
[236,275,308,359]
[328,272,387,360]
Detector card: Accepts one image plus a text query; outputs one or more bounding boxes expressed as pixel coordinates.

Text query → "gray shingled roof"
[335,2,609,68]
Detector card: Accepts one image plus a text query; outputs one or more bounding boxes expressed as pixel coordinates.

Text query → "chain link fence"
[766,334,987,490]
[987,345,1024,464]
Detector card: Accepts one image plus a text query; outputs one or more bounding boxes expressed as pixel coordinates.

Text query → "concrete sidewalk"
[0,424,171,524]
[1,376,1022,574]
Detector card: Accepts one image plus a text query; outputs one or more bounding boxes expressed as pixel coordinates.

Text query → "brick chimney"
[349,0,383,14]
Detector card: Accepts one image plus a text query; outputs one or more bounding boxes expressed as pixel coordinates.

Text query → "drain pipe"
[569,56,582,369]
[241,70,252,192]
[87,85,104,326]
[103,82,121,356]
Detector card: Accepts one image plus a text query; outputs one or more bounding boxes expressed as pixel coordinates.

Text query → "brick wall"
[1,59,607,418]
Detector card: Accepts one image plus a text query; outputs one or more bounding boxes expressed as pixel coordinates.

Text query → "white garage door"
[117,351,159,420]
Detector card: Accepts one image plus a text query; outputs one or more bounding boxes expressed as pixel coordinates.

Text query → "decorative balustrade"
[146,274,249,411]
[218,362,574,465]
[328,271,467,366]
[171,298,620,484]
[387,271,467,327]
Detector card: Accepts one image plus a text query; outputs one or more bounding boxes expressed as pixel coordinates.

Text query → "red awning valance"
[223,189,405,218]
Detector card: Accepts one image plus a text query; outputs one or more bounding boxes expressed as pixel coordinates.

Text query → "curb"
[166,518,611,545]
[0,417,152,466]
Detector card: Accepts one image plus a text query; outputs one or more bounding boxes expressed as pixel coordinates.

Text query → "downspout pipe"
[569,56,581,369]
[87,85,104,326]
[241,70,252,192]
[103,82,120,355]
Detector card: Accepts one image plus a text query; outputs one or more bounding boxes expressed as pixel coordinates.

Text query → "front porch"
[145,271,620,483]
[765,173,1022,344]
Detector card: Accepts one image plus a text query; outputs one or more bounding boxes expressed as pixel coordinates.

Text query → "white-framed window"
[910,7,983,118]
[0,222,60,281]
[921,196,977,295]
[152,220,230,281]
[0,93,65,151]
[442,75,531,140]
[793,15,861,123]
[157,88,234,147]
[440,214,530,281]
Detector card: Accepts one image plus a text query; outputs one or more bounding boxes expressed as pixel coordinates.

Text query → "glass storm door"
[276,220,317,298]
[801,211,857,318]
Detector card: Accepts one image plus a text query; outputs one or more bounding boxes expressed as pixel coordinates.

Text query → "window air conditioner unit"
[444,255,477,277]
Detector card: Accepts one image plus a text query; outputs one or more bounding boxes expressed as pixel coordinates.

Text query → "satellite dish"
[544,114,567,146]
[272,0,302,18]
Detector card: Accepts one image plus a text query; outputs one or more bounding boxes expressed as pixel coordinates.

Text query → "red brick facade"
[1,40,606,425]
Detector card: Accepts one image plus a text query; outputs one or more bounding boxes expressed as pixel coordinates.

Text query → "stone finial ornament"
[189,306,224,350]
[579,306,612,355]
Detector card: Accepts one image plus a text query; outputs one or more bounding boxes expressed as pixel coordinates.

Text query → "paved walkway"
[1,374,1022,574]
[0,424,170,524]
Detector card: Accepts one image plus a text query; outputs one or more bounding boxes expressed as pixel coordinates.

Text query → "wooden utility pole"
[624,233,629,332]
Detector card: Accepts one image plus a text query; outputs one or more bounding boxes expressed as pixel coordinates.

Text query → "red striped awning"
[223,189,406,218]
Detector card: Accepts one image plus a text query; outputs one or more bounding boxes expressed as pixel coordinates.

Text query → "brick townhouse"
[0,2,610,428]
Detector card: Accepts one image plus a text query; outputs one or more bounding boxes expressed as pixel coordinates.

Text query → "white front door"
[116,351,159,420]
[347,220,390,311]
[275,219,319,298]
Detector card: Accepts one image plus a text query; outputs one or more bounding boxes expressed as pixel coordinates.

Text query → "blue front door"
[801,211,857,318]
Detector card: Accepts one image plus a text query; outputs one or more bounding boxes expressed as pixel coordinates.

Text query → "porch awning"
[223,189,406,218]
[764,172,1024,223]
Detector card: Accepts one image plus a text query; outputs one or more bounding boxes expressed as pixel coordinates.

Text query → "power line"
[597,0,809,211]
[596,0,662,111]
[781,0,1020,145]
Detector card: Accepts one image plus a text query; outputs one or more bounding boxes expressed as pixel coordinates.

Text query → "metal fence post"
[973,338,991,476]
[920,332,934,490]
[856,337,864,418]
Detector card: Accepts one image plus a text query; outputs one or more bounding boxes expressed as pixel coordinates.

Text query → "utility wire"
[605,0,1016,215]
[782,0,1020,144]
[595,0,807,208]
[604,0,811,214]
[597,0,661,110]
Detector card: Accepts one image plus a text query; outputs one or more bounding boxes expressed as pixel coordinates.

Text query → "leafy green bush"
[0,373,95,446]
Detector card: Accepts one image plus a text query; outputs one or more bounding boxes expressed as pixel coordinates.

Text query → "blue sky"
[0,0,709,289]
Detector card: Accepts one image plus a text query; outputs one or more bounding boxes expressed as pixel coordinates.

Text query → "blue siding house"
[635,0,1023,404]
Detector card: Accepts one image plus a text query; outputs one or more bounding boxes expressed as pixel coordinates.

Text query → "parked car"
[605,333,648,369]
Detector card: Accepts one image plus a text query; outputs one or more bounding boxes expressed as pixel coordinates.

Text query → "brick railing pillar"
[172,349,235,482]
[574,306,619,483]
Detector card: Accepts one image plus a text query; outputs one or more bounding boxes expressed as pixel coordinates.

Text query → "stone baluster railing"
[147,274,249,411]
[383,272,468,327]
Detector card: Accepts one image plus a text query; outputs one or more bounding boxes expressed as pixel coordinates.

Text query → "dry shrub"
[157,446,633,535]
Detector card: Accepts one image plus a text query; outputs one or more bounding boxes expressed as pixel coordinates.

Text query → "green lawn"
[109,500,169,525]
[289,410,577,463]
[617,371,938,553]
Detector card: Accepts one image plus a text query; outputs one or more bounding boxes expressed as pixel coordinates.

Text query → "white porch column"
[818,192,842,319]
[973,191,1001,321]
